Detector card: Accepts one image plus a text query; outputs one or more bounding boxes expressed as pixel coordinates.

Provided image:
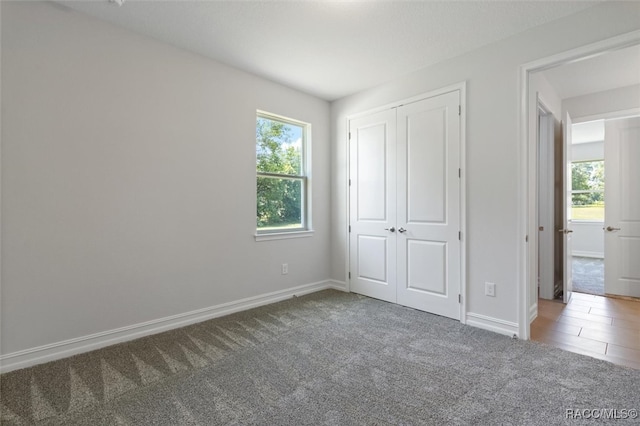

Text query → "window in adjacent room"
[571,160,604,221]
[256,111,311,236]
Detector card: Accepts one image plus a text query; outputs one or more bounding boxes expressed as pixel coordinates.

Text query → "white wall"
[564,84,640,120]
[572,222,604,258]
[1,2,332,362]
[572,141,604,162]
[331,1,640,331]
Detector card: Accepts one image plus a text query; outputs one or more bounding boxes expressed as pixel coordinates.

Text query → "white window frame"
[255,111,313,241]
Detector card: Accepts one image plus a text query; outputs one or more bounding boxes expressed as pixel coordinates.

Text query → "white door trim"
[572,108,640,124]
[562,112,574,304]
[346,81,467,324]
[537,103,555,301]
[518,29,640,340]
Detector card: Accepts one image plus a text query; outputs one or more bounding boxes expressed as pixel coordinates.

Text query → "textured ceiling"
[59,0,600,101]
[541,44,640,100]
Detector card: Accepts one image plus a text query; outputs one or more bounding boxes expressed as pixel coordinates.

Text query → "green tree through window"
[571,160,604,221]
[256,113,308,232]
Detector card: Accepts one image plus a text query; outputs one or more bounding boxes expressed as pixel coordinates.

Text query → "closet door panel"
[407,240,446,294]
[406,108,446,224]
[397,91,461,320]
[349,109,397,303]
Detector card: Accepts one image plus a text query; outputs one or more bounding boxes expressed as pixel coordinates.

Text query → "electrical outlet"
[485,282,496,297]
[281,263,288,275]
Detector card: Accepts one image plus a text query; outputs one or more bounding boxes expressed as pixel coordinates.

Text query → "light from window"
[571,160,604,221]
[256,112,308,233]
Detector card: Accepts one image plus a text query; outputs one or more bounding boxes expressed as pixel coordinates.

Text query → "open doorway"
[521,34,640,368]
[570,120,605,296]
[527,39,640,307]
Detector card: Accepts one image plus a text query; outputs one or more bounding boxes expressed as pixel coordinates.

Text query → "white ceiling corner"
[57,0,601,101]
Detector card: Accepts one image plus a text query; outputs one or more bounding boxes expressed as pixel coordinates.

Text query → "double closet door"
[349,90,461,320]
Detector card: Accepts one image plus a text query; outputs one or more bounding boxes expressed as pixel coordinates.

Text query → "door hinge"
[349,132,351,140]
[458,105,461,116]
[458,294,462,304]
[348,272,351,279]
[458,231,461,241]
[525,235,529,243]
[349,225,351,233]
[349,179,352,186]
[458,168,461,178]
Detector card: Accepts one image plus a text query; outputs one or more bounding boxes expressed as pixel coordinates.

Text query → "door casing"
[561,112,574,304]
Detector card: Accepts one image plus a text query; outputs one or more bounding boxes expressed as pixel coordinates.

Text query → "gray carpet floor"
[572,257,605,296]
[1,290,639,425]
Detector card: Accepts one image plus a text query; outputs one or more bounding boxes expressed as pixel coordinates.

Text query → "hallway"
[532,292,640,369]
[572,257,604,296]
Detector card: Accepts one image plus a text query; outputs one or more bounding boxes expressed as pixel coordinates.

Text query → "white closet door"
[349,109,397,302]
[396,91,461,320]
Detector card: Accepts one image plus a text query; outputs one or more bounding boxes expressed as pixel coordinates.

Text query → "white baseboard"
[466,312,519,338]
[572,251,604,259]
[529,302,538,323]
[327,279,347,291]
[0,280,340,373]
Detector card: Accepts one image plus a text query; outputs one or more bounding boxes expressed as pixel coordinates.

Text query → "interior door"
[604,117,640,297]
[395,92,461,319]
[561,112,573,303]
[349,109,397,302]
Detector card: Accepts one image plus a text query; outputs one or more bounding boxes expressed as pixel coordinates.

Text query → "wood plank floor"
[531,292,640,369]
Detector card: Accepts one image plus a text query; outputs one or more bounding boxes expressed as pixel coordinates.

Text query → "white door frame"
[537,100,555,302]
[346,81,467,324]
[561,111,574,304]
[518,29,640,340]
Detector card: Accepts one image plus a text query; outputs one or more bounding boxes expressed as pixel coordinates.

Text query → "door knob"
[398,227,407,233]
[604,226,621,232]
[557,229,573,234]
[384,227,395,233]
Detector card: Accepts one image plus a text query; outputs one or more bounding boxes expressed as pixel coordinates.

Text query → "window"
[571,160,604,221]
[256,112,310,236]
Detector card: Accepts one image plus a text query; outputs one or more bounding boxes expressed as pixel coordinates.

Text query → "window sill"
[255,230,314,242]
